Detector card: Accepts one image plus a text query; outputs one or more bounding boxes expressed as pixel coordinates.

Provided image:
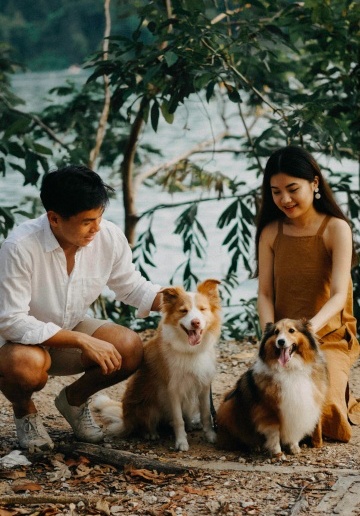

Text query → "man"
[0,165,161,452]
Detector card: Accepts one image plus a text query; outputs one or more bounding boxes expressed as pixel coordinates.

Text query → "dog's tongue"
[278,347,291,366]
[188,329,202,346]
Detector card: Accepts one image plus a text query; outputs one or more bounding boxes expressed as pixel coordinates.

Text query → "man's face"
[47,207,104,251]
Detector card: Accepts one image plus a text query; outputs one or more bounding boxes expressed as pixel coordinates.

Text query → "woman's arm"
[257,224,277,331]
[310,218,353,333]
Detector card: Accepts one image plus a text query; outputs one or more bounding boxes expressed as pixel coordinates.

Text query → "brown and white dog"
[94,279,221,451]
[216,319,328,457]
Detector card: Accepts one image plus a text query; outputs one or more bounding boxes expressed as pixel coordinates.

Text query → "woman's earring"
[314,187,321,200]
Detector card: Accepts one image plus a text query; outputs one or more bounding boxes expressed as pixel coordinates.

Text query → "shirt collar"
[42,214,62,252]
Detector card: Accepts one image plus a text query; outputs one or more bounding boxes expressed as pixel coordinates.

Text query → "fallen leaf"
[75,463,92,477]
[47,459,72,482]
[95,499,110,515]
[184,486,216,496]
[124,465,167,483]
[0,470,27,480]
[0,509,18,516]
[12,480,42,492]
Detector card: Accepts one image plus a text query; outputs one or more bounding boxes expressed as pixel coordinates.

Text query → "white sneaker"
[55,387,104,443]
[14,413,54,453]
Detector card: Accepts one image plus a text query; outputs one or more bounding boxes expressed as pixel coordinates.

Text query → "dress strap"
[317,215,331,236]
[278,219,284,235]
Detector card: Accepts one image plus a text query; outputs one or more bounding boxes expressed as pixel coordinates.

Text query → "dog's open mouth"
[278,345,295,366]
[181,325,203,346]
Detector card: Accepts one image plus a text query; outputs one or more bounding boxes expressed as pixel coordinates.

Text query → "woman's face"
[269,173,318,219]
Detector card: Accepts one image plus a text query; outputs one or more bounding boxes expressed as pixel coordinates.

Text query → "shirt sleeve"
[0,243,61,344]
[105,225,161,317]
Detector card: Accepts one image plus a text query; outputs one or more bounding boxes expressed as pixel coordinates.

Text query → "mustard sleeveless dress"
[273,215,360,442]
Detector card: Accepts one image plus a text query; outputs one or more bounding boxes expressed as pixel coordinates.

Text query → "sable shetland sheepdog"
[216,319,328,458]
[93,279,222,451]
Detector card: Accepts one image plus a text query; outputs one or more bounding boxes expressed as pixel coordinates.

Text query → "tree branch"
[1,96,69,149]
[135,130,229,191]
[59,442,189,474]
[88,0,112,168]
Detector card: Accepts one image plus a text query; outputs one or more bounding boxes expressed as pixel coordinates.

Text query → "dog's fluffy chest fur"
[254,360,321,440]
[160,327,217,387]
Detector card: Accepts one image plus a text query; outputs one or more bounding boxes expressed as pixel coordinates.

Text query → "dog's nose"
[277,338,286,347]
[191,318,201,328]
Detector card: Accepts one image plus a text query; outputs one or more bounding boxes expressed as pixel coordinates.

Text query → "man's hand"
[78,334,122,375]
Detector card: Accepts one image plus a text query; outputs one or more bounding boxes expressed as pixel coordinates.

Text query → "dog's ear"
[197,279,221,304]
[297,318,315,335]
[159,286,185,306]
[264,322,275,335]
[298,318,318,349]
[258,322,276,361]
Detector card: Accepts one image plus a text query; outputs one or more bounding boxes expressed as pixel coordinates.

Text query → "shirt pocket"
[81,277,109,308]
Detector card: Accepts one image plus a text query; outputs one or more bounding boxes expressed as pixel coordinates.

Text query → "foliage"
[0,0,359,335]
[223,297,262,341]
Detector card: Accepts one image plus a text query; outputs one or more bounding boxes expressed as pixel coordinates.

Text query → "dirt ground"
[1,333,360,516]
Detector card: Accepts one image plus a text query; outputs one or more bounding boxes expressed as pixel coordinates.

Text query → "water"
[4,70,359,307]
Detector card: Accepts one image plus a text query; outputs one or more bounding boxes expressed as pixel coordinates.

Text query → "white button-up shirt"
[0,214,161,346]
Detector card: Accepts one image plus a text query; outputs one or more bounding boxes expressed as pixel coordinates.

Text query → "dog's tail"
[92,394,125,436]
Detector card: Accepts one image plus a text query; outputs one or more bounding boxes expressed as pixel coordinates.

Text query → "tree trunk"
[120,99,149,245]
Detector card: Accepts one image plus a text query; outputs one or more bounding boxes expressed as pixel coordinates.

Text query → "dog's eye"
[289,328,295,333]
[199,306,207,311]
[180,308,188,314]
[274,329,280,335]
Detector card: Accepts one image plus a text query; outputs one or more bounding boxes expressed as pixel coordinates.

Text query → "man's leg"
[54,323,143,442]
[0,343,51,417]
[0,343,53,451]
[61,323,143,405]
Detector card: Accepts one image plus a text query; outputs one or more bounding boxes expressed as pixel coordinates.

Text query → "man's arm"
[150,292,162,312]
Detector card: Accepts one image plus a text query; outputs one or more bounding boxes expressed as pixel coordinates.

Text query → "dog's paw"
[144,431,160,441]
[271,451,287,462]
[186,420,203,431]
[175,438,189,451]
[288,443,301,455]
[204,428,217,444]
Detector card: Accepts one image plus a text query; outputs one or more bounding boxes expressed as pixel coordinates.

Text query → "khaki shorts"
[47,318,108,376]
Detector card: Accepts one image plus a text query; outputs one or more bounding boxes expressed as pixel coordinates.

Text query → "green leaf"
[160,101,175,124]
[151,100,160,132]
[227,88,242,104]
[4,117,31,138]
[206,81,216,102]
[164,51,178,67]
[32,143,53,156]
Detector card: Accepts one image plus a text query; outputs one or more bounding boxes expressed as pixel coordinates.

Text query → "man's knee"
[1,344,50,389]
[124,331,143,372]
[93,323,144,373]
[111,327,143,373]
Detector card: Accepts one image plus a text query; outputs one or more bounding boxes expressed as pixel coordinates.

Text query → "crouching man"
[0,165,161,452]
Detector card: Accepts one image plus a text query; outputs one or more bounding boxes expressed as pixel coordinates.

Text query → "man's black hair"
[40,165,115,218]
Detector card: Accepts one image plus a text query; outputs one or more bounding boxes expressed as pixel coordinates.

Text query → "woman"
[255,145,360,442]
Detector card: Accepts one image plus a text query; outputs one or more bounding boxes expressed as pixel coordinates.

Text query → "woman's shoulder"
[323,216,352,246]
[325,216,351,235]
[259,220,279,246]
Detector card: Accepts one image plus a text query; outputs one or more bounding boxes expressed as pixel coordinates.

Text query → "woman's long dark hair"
[255,146,356,275]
